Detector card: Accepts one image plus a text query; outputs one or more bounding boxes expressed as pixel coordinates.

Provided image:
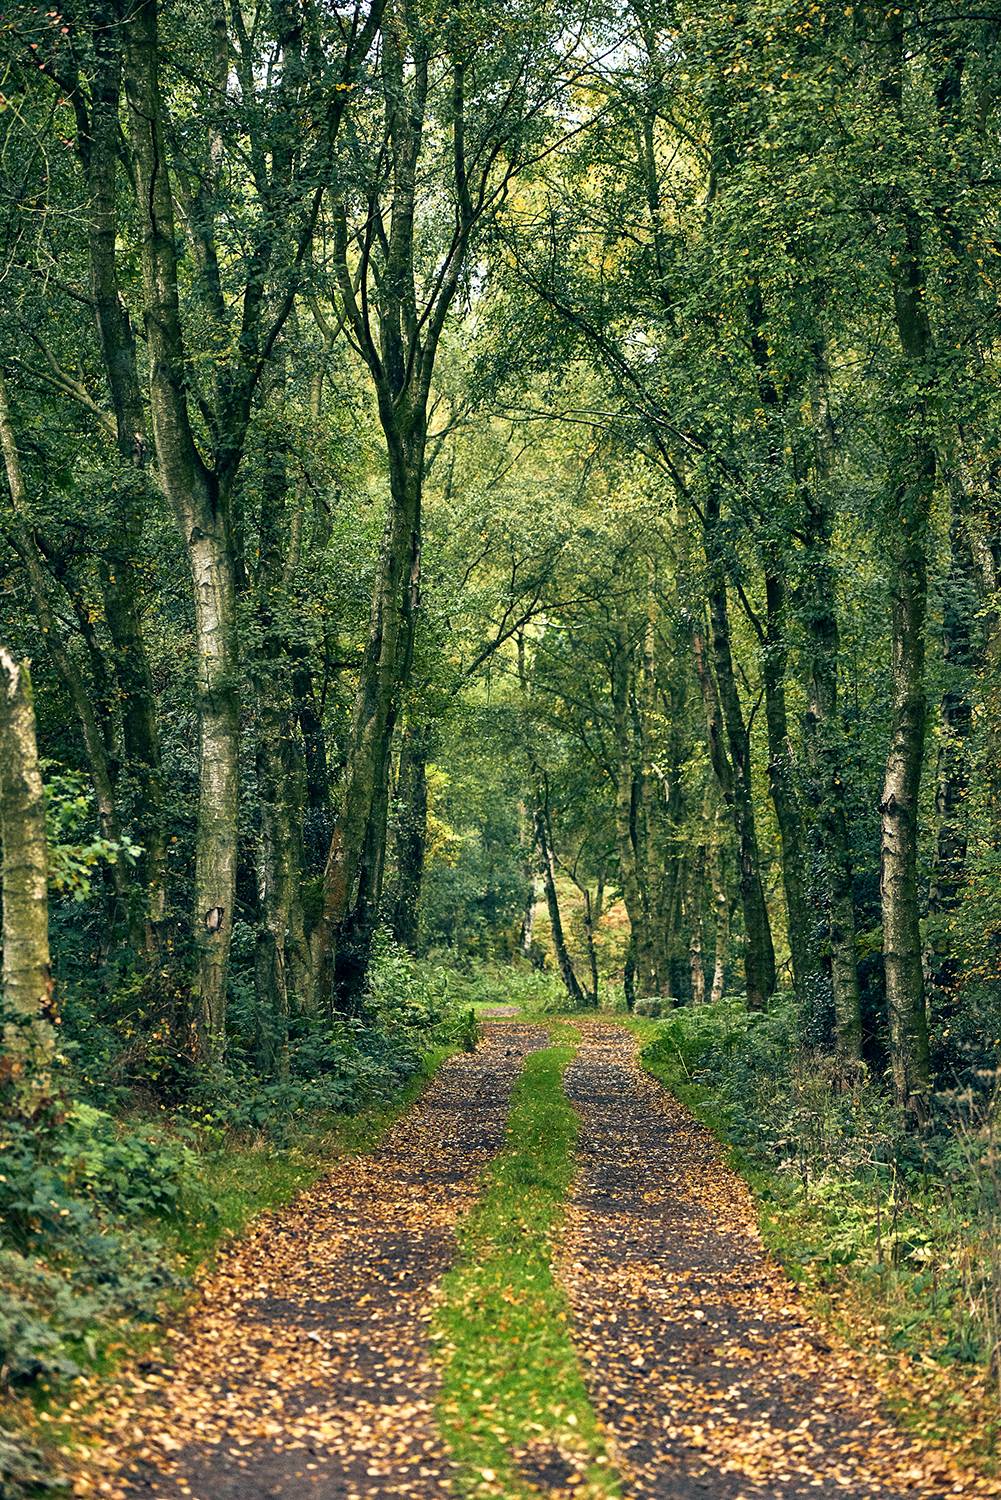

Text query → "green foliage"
[0,1096,197,1392]
[0,1427,68,1498]
[42,766,142,901]
[445,961,571,1014]
[638,1001,1001,1384]
[420,833,530,960]
[0,1233,180,1385]
[201,932,474,1139]
[0,1102,204,1250]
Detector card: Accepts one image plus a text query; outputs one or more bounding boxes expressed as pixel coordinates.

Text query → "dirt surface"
[83,1017,993,1500]
[104,1022,546,1500]
[559,1022,984,1500]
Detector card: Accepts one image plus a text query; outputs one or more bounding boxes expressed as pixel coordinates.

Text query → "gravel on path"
[559,1021,992,1500]
[101,1021,546,1500]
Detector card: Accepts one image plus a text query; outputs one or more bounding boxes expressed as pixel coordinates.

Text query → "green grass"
[433,1022,622,1500]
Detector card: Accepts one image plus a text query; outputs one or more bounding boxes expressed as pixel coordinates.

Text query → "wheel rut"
[559,1021,977,1500]
[75,1017,989,1500]
[99,1021,547,1500]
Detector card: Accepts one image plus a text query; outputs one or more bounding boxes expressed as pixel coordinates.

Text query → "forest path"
[106,1021,547,1500]
[560,1021,985,1500]
[92,1018,994,1500]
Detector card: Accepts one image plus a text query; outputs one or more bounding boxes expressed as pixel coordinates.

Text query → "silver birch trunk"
[803,340,863,1059]
[124,1,240,1062]
[612,604,657,996]
[878,13,933,1114]
[86,1,168,946]
[0,651,56,1098]
[710,805,730,1006]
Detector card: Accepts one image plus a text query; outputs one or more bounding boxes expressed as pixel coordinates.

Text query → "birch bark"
[876,10,934,1113]
[124,1,239,1060]
[0,650,56,1101]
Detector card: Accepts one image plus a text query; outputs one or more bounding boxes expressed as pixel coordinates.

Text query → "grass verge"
[433,1022,622,1500]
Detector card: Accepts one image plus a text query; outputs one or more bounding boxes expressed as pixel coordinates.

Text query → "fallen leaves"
[55,1024,544,1500]
[29,1015,1000,1500]
[558,1022,1000,1498]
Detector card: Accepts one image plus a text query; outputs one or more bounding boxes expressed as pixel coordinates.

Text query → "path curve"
[560,1022,985,1500]
[98,1021,546,1500]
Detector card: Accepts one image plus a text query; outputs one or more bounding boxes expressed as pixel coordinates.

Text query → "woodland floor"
[78,1019,996,1500]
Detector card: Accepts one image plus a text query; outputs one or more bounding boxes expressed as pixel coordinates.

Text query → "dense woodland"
[1,0,1001,1120]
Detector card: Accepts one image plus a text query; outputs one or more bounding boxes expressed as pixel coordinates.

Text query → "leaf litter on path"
[69,1022,547,1500]
[558,1022,997,1500]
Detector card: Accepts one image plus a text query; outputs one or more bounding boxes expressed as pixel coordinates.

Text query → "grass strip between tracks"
[432,1021,622,1500]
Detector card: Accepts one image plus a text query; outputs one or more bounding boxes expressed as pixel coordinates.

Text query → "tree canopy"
[0,0,1000,1128]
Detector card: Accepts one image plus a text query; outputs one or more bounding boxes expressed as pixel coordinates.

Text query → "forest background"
[2,0,1001,1480]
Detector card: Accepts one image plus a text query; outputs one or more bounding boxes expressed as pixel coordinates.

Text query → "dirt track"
[560,1022,972,1499]
[84,1019,988,1500]
[108,1023,545,1500]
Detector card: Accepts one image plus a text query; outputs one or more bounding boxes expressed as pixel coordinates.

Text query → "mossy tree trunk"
[800,336,863,1060]
[124,1,240,1061]
[393,720,431,953]
[691,553,776,1014]
[876,10,934,1115]
[0,649,56,1101]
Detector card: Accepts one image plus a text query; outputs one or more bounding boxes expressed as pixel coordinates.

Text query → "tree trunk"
[707,581,776,1010]
[624,940,637,1012]
[124,1,240,1062]
[86,0,168,947]
[253,677,309,1065]
[801,338,863,1059]
[0,371,131,933]
[315,451,421,1010]
[744,277,814,1012]
[880,188,934,1113]
[639,609,668,993]
[0,651,56,1100]
[563,855,600,1007]
[691,577,775,1012]
[763,561,819,1008]
[393,720,431,952]
[517,801,540,956]
[924,460,978,1007]
[612,607,657,995]
[687,787,715,1005]
[580,885,600,1006]
[533,785,588,1009]
[251,339,313,1058]
[709,803,731,1005]
[880,503,932,1113]
[101,555,168,947]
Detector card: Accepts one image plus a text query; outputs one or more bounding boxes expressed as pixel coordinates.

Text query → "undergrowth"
[433,1023,622,1500]
[635,999,1001,1470]
[446,961,572,1014]
[0,937,475,1499]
